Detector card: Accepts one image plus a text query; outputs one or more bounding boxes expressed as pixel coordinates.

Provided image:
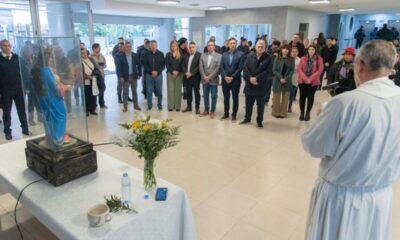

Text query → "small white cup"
[87,204,112,227]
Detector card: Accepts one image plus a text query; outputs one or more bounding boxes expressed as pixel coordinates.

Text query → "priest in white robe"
[302,40,400,240]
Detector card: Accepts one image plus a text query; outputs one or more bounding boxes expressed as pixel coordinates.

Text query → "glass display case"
[16,36,88,148]
[16,37,97,186]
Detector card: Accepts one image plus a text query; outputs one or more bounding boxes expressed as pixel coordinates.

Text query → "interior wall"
[190,6,288,48]
[285,7,329,41]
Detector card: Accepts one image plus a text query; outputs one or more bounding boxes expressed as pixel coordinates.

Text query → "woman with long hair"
[297,45,324,121]
[165,40,184,111]
[272,45,294,118]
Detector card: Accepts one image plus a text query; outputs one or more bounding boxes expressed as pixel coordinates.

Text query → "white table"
[0,138,196,240]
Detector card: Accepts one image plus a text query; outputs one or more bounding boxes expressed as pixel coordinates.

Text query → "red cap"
[343,47,356,56]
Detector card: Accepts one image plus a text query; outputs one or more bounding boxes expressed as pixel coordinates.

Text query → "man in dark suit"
[115,41,142,112]
[113,42,125,103]
[220,37,245,121]
[182,41,201,114]
[240,39,272,128]
[0,39,29,140]
[137,39,150,98]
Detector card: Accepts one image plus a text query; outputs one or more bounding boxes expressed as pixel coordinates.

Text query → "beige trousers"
[272,91,290,117]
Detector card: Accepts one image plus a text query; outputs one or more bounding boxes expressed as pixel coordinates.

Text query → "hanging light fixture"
[308,0,330,4]
[156,0,180,4]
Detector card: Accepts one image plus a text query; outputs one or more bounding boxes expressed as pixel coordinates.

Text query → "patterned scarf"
[305,57,314,77]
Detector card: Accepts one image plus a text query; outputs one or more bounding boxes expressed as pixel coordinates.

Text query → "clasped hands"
[250,77,258,85]
[224,76,233,84]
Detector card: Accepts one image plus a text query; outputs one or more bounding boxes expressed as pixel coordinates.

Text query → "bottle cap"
[123,173,128,177]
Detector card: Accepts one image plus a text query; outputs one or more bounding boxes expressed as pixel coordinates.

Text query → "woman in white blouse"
[81,47,98,116]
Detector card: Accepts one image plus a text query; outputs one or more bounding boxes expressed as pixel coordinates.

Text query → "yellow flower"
[161,121,168,128]
[131,120,141,129]
[142,124,152,131]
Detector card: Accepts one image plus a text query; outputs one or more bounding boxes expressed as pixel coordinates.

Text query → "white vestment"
[302,77,400,240]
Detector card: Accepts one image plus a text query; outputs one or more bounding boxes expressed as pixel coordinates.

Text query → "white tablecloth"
[0,138,196,240]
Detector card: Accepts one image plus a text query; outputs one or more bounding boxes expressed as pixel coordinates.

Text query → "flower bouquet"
[120,115,179,192]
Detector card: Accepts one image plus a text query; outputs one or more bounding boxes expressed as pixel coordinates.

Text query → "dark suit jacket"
[115,52,141,81]
[243,52,273,96]
[0,53,22,92]
[183,52,201,85]
[220,50,245,85]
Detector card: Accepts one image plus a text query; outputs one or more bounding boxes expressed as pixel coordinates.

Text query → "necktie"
[6,56,10,60]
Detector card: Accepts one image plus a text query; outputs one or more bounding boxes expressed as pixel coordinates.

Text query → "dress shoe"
[168,109,173,112]
[100,105,108,109]
[22,130,31,136]
[305,112,311,121]
[158,107,162,111]
[288,108,292,113]
[176,109,180,112]
[86,112,90,117]
[134,106,142,111]
[90,111,98,116]
[221,114,229,120]
[118,100,123,104]
[195,109,200,114]
[200,112,209,117]
[128,97,133,102]
[5,134,12,140]
[210,112,215,119]
[299,112,305,121]
[257,122,264,128]
[182,108,192,112]
[239,119,250,125]
[231,116,237,121]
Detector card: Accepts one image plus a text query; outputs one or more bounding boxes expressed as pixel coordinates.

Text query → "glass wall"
[205,23,272,46]
[174,18,189,40]
[37,0,90,38]
[0,0,32,47]
[73,23,160,75]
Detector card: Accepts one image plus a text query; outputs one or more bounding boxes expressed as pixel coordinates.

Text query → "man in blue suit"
[115,41,142,112]
[220,37,245,121]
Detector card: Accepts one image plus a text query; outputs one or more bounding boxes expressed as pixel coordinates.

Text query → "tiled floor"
[1,74,400,240]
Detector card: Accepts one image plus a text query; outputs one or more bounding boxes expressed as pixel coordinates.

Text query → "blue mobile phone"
[155,187,168,201]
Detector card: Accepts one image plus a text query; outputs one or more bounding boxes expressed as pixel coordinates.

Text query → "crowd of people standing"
[0,24,400,139]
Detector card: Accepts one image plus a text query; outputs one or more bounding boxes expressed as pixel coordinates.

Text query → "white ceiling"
[112,0,400,14]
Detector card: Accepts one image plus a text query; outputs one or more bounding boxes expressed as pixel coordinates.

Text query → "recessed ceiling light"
[189,3,200,7]
[208,6,227,10]
[156,0,180,4]
[308,0,330,4]
[339,8,355,12]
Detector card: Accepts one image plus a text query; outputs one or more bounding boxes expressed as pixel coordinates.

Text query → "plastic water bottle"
[121,173,132,206]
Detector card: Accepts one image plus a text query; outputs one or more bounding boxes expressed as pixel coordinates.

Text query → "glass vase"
[143,158,157,193]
